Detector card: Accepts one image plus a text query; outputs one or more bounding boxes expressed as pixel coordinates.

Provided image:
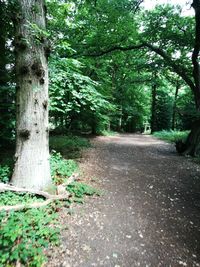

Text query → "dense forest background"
[0,0,198,148]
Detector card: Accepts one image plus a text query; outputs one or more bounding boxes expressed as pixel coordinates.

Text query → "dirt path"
[48,134,200,267]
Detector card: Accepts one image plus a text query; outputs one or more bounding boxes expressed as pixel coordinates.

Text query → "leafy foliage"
[50,135,91,158]
[0,192,45,206]
[50,151,78,185]
[0,165,11,183]
[66,181,101,203]
[0,208,59,266]
[49,57,115,134]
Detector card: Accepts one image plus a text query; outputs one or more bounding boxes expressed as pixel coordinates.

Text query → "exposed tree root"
[0,173,79,212]
[0,198,58,212]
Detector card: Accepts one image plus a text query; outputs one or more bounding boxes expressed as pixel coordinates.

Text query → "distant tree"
[0,1,15,147]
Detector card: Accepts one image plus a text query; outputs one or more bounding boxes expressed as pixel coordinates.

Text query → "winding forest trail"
[48,134,200,267]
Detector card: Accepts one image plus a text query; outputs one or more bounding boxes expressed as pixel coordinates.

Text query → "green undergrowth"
[0,191,45,206]
[50,151,78,185]
[0,165,11,183]
[50,134,91,158]
[153,130,189,143]
[0,136,96,266]
[0,207,59,267]
[100,130,118,136]
[66,181,101,204]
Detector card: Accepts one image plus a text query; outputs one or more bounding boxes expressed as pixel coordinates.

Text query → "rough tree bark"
[11,0,52,190]
[179,0,200,156]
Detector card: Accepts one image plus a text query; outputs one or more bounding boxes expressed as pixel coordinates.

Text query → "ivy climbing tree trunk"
[11,0,52,190]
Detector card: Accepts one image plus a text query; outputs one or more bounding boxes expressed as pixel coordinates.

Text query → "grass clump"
[0,207,59,267]
[50,135,90,158]
[153,130,189,143]
[66,181,101,203]
[50,151,78,185]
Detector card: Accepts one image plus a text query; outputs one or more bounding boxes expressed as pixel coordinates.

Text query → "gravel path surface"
[47,134,200,267]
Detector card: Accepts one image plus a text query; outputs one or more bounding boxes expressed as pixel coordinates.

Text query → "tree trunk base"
[176,119,200,157]
[0,173,79,212]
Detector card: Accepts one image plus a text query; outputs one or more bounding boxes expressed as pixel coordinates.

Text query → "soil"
[47,134,200,267]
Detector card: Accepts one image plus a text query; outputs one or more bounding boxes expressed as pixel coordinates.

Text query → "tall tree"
[11,0,52,190]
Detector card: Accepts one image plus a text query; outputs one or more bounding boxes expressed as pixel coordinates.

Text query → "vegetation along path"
[48,134,200,267]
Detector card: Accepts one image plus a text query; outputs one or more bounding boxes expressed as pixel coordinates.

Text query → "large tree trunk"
[11,0,52,190]
[177,0,200,156]
[183,119,200,156]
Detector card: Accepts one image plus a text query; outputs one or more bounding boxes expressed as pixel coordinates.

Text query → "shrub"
[0,165,11,183]
[153,130,189,143]
[50,135,90,158]
[50,151,78,185]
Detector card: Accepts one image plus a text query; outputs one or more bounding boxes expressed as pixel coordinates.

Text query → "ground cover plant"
[0,207,59,267]
[66,181,101,204]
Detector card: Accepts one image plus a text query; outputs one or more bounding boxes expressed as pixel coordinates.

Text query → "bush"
[153,130,189,143]
[0,165,11,183]
[50,151,78,185]
[50,135,90,158]
[100,130,118,136]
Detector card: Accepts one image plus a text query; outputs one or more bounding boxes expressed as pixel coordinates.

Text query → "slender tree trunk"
[11,0,52,190]
[172,81,180,130]
[151,83,157,133]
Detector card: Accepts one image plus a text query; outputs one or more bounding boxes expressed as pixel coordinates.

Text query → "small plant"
[0,207,59,266]
[0,165,11,183]
[50,151,78,184]
[66,181,101,203]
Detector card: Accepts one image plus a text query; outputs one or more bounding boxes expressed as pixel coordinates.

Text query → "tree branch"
[143,42,196,93]
[85,43,146,57]
[84,42,195,92]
